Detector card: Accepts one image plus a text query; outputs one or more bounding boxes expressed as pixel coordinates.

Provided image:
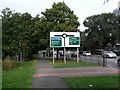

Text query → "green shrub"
[10,59,16,68]
[32,54,38,59]
[2,56,16,70]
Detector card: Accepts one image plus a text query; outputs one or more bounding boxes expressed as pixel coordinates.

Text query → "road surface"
[72,55,119,69]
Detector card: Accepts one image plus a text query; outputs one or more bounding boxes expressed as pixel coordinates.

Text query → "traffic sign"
[50,37,62,47]
[69,37,80,45]
[50,32,80,47]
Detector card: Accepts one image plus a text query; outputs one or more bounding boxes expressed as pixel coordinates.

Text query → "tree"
[1,8,39,60]
[1,8,14,57]
[83,13,119,50]
[35,2,80,59]
[2,2,80,60]
[41,2,80,32]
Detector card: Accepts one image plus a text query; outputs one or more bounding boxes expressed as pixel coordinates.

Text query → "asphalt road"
[106,58,119,69]
[59,53,119,69]
[73,55,119,69]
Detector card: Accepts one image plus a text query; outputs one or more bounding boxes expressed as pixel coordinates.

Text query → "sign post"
[53,47,54,63]
[64,45,66,63]
[62,33,67,63]
[69,37,80,62]
[77,47,79,62]
[50,37,62,63]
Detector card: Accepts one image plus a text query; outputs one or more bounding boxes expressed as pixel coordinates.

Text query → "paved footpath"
[31,58,118,88]
[31,59,69,88]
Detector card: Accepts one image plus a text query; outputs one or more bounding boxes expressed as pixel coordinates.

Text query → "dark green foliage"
[33,2,80,51]
[1,2,80,59]
[1,8,34,59]
[41,2,80,32]
[83,13,119,50]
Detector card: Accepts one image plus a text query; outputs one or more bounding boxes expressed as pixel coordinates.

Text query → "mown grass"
[2,60,36,88]
[63,75,119,89]
[46,58,100,68]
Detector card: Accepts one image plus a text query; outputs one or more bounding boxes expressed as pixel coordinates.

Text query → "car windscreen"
[107,51,113,53]
[85,51,90,53]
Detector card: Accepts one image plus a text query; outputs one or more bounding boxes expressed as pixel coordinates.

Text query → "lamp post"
[98,26,102,49]
[109,33,112,51]
[109,33,112,37]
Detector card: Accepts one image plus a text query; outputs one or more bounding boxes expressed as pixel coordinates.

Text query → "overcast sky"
[0,0,119,31]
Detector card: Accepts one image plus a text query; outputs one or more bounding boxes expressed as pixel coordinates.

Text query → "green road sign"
[69,37,80,45]
[51,37,62,47]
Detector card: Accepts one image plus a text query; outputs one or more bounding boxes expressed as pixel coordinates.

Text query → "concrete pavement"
[31,59,69,88]
[31,58,118,88]
[34,66,118,78]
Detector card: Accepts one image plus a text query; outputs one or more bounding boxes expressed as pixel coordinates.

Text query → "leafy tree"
[2,2,80,60]
[1,8,14,57]
[1,8,36,59]
[41,2,80,32]
[79,32,87,51]
[34,2,80,59]
[83,13,119,50]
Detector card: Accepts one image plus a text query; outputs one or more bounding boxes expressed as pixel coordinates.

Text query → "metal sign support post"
[61,33,67,63]
[53,47,54,63]
[77,47,79,62]
[63,37,66,63]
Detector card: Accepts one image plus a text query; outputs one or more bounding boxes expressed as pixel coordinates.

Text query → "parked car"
[102,51,117,58]
[117,59,120,66]
[83,51,91,56]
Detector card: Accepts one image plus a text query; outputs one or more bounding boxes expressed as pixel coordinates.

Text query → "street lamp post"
[109,33,112,51]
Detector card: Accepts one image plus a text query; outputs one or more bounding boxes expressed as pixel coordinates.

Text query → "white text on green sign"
[51,37,62,47]
[69,37,80,45]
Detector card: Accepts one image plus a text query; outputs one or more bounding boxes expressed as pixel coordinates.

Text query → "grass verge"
[63,75,119,89]
[0,61,2,90]
[2,60,36,88]
[46,58,100,68]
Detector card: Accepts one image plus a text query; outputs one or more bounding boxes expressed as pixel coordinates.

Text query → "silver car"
[102,51,117,58]
[83,51,91,56]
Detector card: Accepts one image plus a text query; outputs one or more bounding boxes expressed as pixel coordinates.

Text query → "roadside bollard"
[85,55,86,61]
[98,56,100,64]
[91,55,92,61]
[103,56,106,67]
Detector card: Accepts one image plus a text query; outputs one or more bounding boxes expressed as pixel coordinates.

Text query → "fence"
[79,55,107,66]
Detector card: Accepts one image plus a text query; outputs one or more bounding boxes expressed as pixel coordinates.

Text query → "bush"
[32,54,38,59]
[2,56,16,71]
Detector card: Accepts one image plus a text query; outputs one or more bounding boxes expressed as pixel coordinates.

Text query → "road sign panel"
[50,37,62,47]
[69,37,80,45]
[50,32,80,47]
